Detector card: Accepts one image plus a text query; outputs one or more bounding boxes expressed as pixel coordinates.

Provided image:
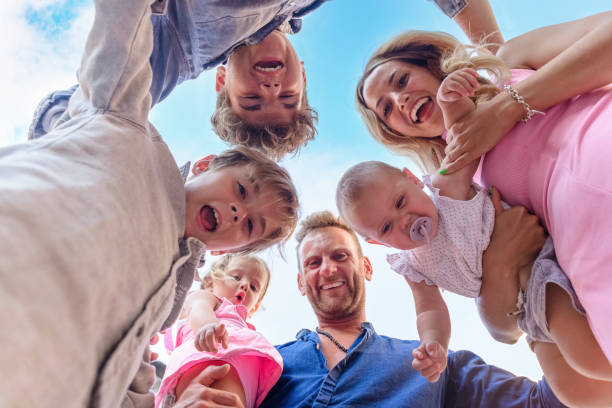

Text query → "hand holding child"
[412,341,448,382]
[195,321,229,353]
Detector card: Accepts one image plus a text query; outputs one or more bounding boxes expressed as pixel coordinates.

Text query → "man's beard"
[306,281,364,320]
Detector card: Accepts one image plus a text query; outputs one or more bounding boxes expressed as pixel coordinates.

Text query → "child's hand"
[437,68,480,104]
[412,341,448,382]
[194,322,229,353]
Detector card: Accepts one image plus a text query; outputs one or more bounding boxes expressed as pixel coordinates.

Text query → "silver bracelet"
[503,85,545,122]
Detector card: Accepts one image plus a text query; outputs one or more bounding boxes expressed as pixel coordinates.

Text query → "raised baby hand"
[437,68,480,104]
[412,341,448,382]
[194,322,229,353]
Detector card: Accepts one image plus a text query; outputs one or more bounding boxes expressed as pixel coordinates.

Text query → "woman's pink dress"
[155,298,282,408]
[476,69,612,363]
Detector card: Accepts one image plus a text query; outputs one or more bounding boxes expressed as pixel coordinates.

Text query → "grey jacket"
[0,0,203,407]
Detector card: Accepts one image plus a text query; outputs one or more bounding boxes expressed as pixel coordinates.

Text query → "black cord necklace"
[315,327,348,353]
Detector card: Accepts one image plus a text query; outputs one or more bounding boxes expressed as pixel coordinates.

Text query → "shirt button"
[316,344,320,350]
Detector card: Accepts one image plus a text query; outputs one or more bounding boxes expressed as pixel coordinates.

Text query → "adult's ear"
[192,154,217,176]
[362,256,373,282]
[297,273,306,296]
[402,167,424,188]
[215,66,226,93]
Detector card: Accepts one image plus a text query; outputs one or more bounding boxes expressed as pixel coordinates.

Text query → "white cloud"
[0,0,93,146]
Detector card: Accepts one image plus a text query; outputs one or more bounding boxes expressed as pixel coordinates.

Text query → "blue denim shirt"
[28,0,328,140]
[261,323,565,408]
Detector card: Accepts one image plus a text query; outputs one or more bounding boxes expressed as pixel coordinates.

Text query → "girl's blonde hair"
[201,254,272,307]
[356,30,509,173]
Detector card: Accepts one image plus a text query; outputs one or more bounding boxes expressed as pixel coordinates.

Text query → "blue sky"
[5,0,611,382]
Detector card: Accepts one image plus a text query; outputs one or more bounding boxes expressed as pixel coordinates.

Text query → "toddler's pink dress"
[155,298,282,408]
[476,69,612,363]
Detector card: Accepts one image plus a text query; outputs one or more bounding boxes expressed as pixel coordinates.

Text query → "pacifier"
[409,217,433,243]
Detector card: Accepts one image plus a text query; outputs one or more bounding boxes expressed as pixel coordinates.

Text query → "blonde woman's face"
[363,60,445,138]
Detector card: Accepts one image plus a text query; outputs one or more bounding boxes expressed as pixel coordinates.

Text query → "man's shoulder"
[275,338,302,350]
[375,333,422,348]
[274,328,313,351]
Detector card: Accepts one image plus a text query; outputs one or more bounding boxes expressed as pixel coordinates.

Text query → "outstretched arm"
[432,68,480,199]
[452,0,503,52]
[445,349,564,407]
[188,290,229,353]
[430,0,503,52]
[407,278,450,383]
[442,11,612,173]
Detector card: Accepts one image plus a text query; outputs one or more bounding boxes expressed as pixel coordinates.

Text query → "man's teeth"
[410,97,429,123]
[321,281,344,290]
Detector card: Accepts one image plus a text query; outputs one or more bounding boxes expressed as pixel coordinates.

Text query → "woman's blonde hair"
[356,30,508,173]
[201,254,272,306]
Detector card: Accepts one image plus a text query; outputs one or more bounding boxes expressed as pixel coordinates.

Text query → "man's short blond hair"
[201,254,271,305]
[295,211,363,273]
[203,146,300,254]
[335,161,398,223]
[211,88,318,161]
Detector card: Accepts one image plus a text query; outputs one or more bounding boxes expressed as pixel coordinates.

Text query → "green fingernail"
[439,169,447,175]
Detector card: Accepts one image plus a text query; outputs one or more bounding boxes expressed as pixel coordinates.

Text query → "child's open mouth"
[235,291,245,304]
[199,205,219,232]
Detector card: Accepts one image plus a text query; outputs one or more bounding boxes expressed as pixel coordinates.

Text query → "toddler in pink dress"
[156,254,282,408]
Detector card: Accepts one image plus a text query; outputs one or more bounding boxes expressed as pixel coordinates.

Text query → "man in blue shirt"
[258,211,563,407]
[177,209,563,407]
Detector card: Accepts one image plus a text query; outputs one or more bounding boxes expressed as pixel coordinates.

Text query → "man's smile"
[319,281,346,291]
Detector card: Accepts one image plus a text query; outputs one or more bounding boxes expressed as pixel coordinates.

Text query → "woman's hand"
[441,90,523,174]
